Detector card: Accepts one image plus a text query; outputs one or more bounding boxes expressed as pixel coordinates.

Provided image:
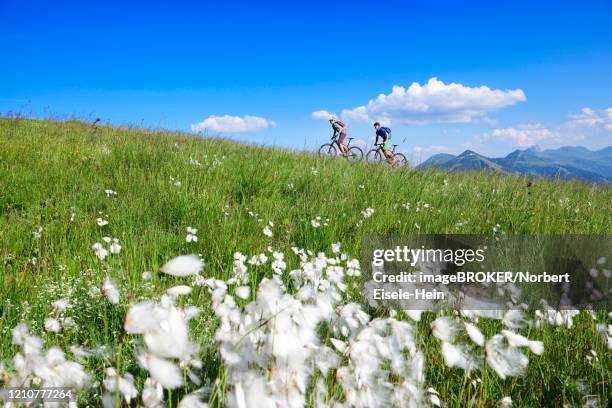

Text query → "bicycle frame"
[331,132,354,148]
[372,142,398,154]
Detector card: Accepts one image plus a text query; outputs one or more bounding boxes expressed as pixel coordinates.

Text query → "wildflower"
[92,242,109,260]
[311,217,321,228]
[332,242,341,254]
[103,367,138,404]
[432,316,460,342]
[160,255,203,277]
[137,351,184,389]
[32,226,43,239]
[44,317,61,333]
[102,277,120,304]
[51,299,69,312]
[235,286,250,299]
[105,189,117,197]
[142,271,152,280]
[501,330,544,355]
[428,388,441,406]
[186,227,198,243]
[109,238,122,254]
[142,378,164,407]
[263,224,273,237]
[361,207,375,218]
[96,217,109,227]
[166,285,193,297]
[485,334,529,379]
[464,322,485,347]
[501,396,513,407]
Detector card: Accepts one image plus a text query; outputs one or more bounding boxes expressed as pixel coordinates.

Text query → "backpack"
[381,126,391,135]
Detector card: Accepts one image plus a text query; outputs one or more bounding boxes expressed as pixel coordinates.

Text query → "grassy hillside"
[0,118,610,406]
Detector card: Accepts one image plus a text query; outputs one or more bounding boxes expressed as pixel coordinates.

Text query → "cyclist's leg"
[338,132,348,154]
[382,139,396,163]
[382,139,392,158]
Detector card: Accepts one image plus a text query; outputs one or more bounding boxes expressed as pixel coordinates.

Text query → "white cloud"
[191,115,276,133]
[413,145,450,154]
[567,107,612,131]
[311,110,337,120]
[341,77,526,125]
[351,139,368,149]
[492,124,558,147]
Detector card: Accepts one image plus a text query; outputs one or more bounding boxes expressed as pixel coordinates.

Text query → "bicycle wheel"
[366,149,382,163]
[318,143,337,158]
[393,153,408,166]
[346,146,363,161]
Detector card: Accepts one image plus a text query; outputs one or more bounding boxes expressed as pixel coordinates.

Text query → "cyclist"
[329,118,348,155]
[373,122,396,164]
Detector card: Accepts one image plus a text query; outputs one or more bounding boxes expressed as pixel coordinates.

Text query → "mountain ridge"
[417,146,611,183]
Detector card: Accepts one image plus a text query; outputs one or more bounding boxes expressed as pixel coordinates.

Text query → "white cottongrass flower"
[440,342,478,371]
[92,242,109,260]
[96,217,109,226]
[361,207,375,218]
[464,322,485,347]
[109,238,122,254]
[311,217,321,228]
[160,255,203,277]
[142,378,164,407]
[124,299,200,392]
[332,242,341,254]
[235,286,250,299]
[51,299,69,312]
[105,189,117,197]
[186,227,198,243]
[166,285,193,297]
[428,387,441,406]
[103,367,138,404]
[501,396,513,407]
[263,221,274,238]
[102,276,120,304]
[330,338,347,353]
[44,317,61,333]
[178,390,209,407]
[142,271,152,280]
[501,330,544,355]
[431,316,460,342]
[137,351,184,389]
[32,226,43,239]
[271,251,286,274]
[485,334,529,379]
[9,324,90,390]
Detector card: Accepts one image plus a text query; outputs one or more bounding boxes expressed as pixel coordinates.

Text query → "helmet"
[373,122,380,127]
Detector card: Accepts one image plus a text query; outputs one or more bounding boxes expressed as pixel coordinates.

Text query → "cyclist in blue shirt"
[373,122,396,164]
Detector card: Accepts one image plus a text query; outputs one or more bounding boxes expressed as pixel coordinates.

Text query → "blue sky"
[1,0,611,161]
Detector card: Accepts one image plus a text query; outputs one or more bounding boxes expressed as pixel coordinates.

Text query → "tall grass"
[0,118,610,406]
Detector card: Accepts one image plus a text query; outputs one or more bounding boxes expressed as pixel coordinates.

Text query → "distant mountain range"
[417,146,612,183]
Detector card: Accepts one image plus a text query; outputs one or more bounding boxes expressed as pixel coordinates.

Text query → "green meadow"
[0,118,610,406]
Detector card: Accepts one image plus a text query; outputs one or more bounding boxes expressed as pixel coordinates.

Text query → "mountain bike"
[366,143,408,166]
[318,133,364,161]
